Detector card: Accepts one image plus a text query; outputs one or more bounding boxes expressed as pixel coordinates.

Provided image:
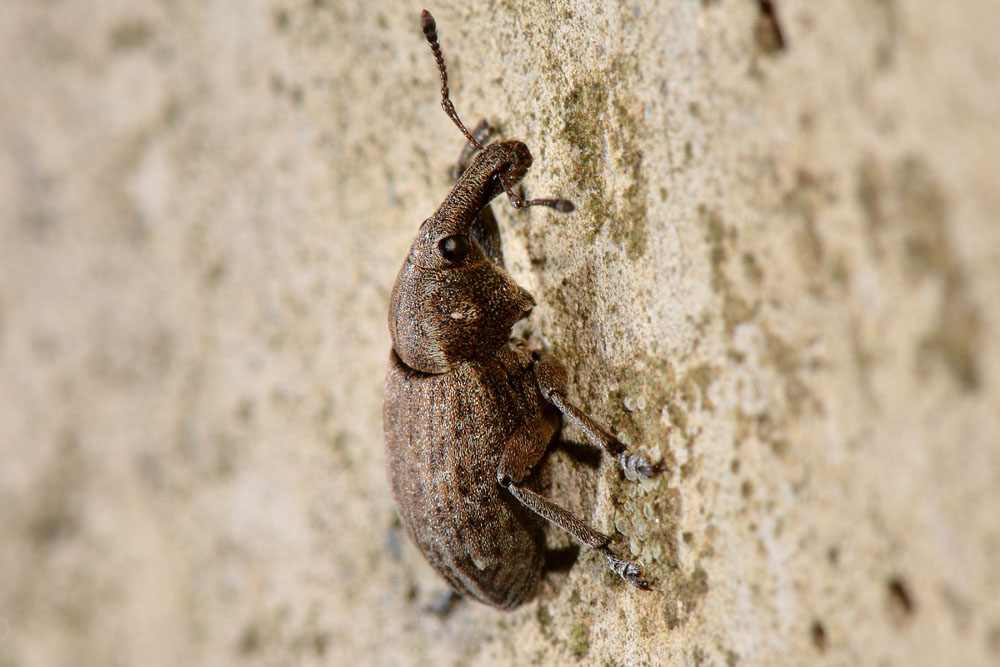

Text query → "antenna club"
[420,10,437,40]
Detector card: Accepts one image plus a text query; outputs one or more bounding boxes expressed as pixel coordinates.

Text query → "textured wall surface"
[2,1,998,665]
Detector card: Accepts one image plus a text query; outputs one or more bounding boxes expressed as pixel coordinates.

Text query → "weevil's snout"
[484,140,532,191]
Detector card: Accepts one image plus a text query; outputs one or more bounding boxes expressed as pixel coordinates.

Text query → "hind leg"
[501,480,651,589]
[496,410,651,589]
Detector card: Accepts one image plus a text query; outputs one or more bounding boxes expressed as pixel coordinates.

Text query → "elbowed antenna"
[498,176,575,213]
[419,9,574,214]
[420,9,484,151]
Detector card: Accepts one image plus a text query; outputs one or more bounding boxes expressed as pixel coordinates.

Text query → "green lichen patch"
[892,156,950,279]
[859,155,982,391]
[702,207,758,332]
[557,64,649,259]
[569,623,590,657]
[917,271,982,392]
[663,564,711,629]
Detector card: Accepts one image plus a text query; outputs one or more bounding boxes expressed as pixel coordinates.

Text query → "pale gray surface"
[2,1,999,665]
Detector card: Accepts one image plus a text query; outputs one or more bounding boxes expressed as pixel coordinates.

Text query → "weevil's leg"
[497,416,559,487]
[496,415,651,589]
[503,481,651,589]
[452,119,497,180]
[470,207,504,267]
[534,352,663,480]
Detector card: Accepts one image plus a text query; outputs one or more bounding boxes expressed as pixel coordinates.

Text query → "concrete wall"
[2,1,998,664]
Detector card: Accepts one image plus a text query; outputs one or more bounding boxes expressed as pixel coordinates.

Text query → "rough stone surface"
[2,1,998,665]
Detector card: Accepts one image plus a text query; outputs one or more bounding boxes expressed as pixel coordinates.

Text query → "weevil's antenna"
[499,173,575,212]
[421,10,485,151]
[420,9,574,214]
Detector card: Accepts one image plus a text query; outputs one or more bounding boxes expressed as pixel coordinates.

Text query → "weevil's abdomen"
[383,344,555,609]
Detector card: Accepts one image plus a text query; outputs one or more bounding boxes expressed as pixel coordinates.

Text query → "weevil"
[383,9,662,609]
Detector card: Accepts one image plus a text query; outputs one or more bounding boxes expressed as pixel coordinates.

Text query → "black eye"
[438,235,470,262]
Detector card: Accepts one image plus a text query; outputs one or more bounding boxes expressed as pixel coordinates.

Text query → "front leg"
[534,352,663,480]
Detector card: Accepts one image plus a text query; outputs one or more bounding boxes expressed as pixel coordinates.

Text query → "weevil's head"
[387,141,537,374]
[388,226,535,374]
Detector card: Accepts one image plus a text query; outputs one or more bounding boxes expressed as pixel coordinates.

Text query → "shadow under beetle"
[383,9,662,610]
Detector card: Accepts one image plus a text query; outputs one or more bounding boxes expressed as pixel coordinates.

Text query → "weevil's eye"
[437,235,470,262]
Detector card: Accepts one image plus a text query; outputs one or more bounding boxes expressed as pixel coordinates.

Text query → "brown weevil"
[383,9,662,610]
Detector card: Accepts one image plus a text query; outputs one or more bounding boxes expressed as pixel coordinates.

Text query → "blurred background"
[1,1,998,664]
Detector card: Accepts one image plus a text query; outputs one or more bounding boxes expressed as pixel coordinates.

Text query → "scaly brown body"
[382,10,661,610]
[384,344,558,608]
